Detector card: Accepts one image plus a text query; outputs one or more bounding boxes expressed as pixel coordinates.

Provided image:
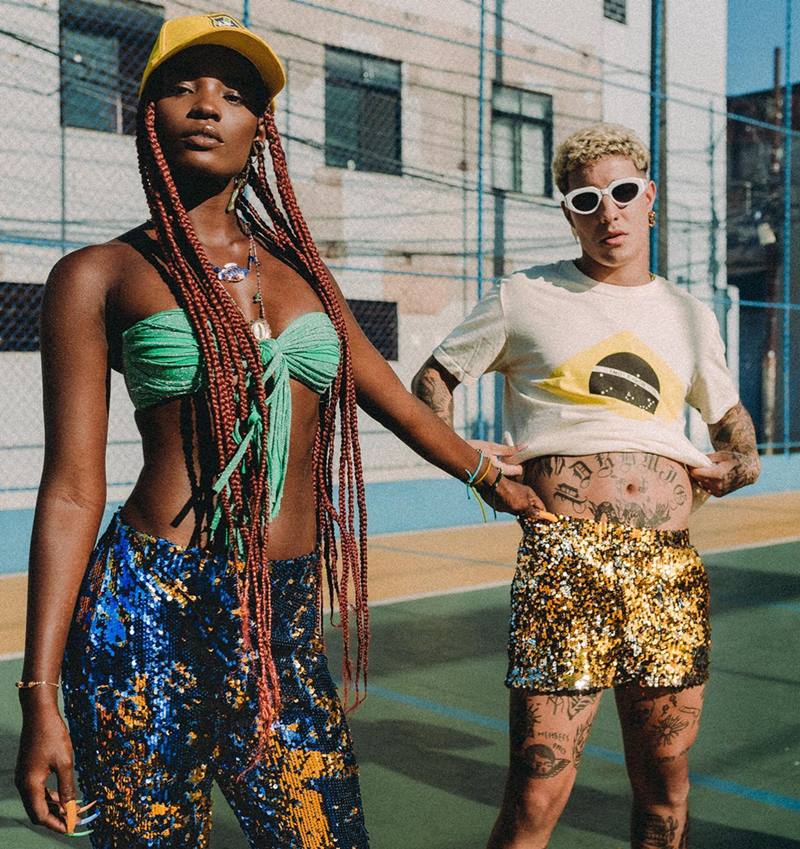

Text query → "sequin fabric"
[506,515,710,693]
[62,512,369,849]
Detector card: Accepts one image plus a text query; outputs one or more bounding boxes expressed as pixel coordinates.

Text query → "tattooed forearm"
[707,402,761,492]
[411,357,457,427]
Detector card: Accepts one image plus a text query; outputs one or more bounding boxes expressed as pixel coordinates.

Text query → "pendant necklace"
[247,232,271,340]
[211,228,271,339]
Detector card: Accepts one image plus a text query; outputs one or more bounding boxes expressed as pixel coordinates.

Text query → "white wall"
[0,0,730,505]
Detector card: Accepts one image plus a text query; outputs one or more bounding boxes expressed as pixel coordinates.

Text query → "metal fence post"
[475,0,487,439]
[782,0,793,454]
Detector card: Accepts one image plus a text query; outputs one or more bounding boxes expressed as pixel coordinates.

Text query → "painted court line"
[367,684,800,813]
[369,541,510,569]
[371,536,800,608]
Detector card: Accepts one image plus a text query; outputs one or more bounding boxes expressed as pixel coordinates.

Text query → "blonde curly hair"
[552,123,650,195]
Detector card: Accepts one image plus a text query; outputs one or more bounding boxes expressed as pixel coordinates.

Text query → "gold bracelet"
[15,679,60,689]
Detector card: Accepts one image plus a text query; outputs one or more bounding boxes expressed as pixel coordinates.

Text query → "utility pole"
[649,0,668,276]
[493,0,505,442]
[762,46,782,453]
[475,0,487,439]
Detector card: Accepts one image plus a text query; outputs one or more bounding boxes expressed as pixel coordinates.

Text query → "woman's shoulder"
[46,228,153,304]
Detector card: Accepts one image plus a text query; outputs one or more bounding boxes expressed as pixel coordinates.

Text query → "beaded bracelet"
[15,679,60,689]
[464,450,488,486]
[464,451,498,523]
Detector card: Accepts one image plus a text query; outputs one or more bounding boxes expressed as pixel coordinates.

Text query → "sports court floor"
[1,492,798,847]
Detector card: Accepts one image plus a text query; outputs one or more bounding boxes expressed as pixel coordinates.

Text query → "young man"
[412,124,760,849]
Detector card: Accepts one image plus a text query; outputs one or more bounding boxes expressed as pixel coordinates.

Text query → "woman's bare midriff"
[120,371,323,560]
[523,452,692,530]
[112,234,330,560]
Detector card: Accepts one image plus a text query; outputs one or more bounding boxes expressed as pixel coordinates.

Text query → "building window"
[0,283,45,351]
[492,85,553,197]
[325,47,402,176]
[60,0,163,135]
[348,299,398,360]
[603,0,627,24]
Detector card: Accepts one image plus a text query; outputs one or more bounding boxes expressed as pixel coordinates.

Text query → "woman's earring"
[648,210,657,228]
[226,163,250,213]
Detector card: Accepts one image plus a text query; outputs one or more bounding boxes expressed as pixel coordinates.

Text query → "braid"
[134,98,369,752]
[136,101,280,754]
[250,110,369,707]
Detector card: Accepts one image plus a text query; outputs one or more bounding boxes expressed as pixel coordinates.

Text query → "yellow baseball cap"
[138,12,286,105]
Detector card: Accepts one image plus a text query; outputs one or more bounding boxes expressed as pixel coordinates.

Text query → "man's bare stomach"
[523,452,692,530]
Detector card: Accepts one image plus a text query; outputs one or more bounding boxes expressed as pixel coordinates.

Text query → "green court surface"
[1,541,798,848]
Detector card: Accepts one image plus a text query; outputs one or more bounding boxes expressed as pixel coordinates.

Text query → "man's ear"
[645,178,657,210]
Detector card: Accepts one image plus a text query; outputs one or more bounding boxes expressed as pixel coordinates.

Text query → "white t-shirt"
[433,260,739,469]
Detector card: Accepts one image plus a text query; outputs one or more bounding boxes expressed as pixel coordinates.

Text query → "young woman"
[414,123,760,848]
[14,14,540,847]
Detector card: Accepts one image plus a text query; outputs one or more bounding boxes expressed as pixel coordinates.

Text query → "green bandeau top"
[121,308,341,521]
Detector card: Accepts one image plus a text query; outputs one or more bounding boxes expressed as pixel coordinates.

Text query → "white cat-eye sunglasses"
[562,177,648,215]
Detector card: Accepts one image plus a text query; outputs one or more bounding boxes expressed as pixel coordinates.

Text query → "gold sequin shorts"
[506,515,710,693]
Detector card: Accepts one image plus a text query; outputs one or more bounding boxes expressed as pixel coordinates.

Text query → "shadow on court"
[352,718,800,849]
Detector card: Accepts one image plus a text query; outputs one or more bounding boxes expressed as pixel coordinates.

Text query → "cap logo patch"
[208,14,241,28]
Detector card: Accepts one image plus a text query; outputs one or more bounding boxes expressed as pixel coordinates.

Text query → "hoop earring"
[648,210,656,228]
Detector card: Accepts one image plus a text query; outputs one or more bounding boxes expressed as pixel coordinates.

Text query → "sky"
[727,0,799,94]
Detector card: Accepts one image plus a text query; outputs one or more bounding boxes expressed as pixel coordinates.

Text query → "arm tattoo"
[411,361,455,428]
[708,402,760,491]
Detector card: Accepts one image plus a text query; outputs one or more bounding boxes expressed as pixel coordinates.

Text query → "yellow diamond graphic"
[538,331,685,422]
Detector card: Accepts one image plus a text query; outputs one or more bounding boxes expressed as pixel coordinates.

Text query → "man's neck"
[574,254,653,287]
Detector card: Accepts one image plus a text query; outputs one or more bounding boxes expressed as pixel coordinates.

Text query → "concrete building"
[727,82,800,449]
[1,0,729,519]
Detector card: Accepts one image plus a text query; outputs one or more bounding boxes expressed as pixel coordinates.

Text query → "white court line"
[371,534,800,607]
[2,535,798,617]
[701,535,800,556]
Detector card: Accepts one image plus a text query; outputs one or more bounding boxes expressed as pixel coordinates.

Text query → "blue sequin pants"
[62,512,369,849]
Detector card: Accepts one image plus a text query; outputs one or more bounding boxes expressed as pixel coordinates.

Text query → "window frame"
[325,45,403,176]
[491,83,553,198]
[0,282,46,352]
[347,298,398,361]
[603,0,627,25]
[59,0,163,136]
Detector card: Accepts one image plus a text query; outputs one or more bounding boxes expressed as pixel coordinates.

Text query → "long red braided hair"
[135,98,368,754]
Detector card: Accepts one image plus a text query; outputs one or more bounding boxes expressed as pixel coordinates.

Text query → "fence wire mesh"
[1,0,797,508]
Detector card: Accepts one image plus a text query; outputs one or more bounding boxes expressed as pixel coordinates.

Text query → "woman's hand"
[467,439,527,478]
[15,694,78,834]
[477,473,553,520]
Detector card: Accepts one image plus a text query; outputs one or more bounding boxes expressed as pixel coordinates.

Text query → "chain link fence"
[1,0,797,514]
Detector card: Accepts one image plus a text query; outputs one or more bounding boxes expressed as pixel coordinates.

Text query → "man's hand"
[467,439,527,478]
[689,450,760,498]
[690,402,760,498]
